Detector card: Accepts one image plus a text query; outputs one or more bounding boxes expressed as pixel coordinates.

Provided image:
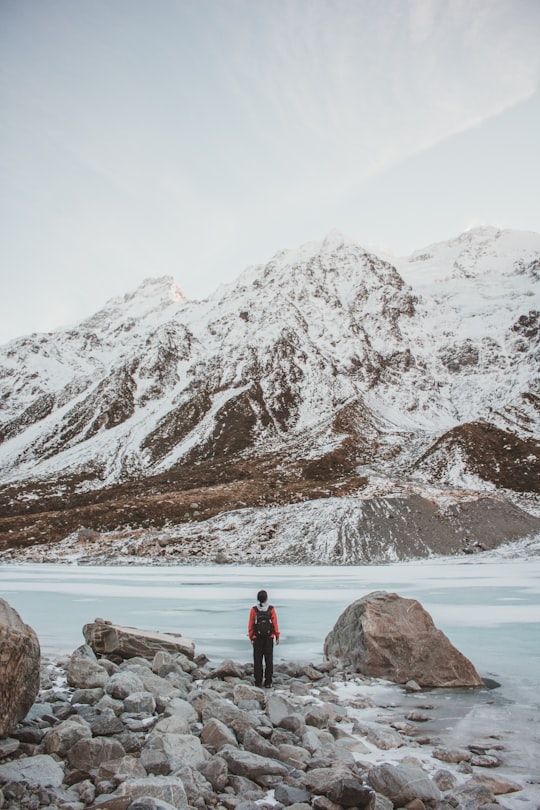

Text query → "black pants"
[253,636,274,686]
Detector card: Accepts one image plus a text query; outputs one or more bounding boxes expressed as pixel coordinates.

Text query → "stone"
[433,747,472,764]
[327,778,376,808]
[0,754,64,788]
[128,799,178,810]
[142,732,208,771]
[274,784,312,806]
[219,744,289,781]
[174,764,215,808]
[196,756,229,792]
[0,738,20,758]
[277,743,311,769]
[352,720,405,750]
[304,704,330,728]
[114,776,188,808]
[106,671,146,700]
[67,736,126,771]
[201,697,260,735]
[302,765,356,796]
[153,715,191,735]
[66,644,109,689]
[433,769,458,792]
[72,687,105,704]
[242,728,280,759]
[367,763,442,807]
[43,716,92,757]
[0,599,41,737]
[124,691,157,714]
[97,756,148,786]
[324,591,483,687]
[265,693,298,725]
[471,774,522,794]
[200,717,238,748]
[233,684,265,705]
[211,659,246,678]
[162,697,198,725]
[83,618,195,661]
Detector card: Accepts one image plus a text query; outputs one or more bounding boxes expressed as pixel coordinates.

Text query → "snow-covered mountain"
[1,227,539,563]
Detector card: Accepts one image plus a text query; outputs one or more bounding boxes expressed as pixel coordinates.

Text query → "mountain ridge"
[1,226,539,563]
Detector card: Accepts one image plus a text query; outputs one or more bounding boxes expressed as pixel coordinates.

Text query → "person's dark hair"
[257,589,268,605]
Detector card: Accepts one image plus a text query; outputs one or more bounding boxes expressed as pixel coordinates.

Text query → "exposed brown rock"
[83,618,195,661]
[323,591,483,687]
[0,598,41,738]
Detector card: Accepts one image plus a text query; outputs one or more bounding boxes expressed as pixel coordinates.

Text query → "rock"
[274,784,312,806]
[200,717,238,749]
[433,769,458,792]
[124,691,156,714]
[433,747,472,764]
[162,697,198,725]
[242,728,280,759]
[97,756,148,786]
[352,720,405,750]
[265,693,298,725]
[201,698,260,735]
[0,599,41,737]
[301,765,356,795]
[114,776,188,808]
[327,778,376,808]
[128,799,178,810]
[211,659,245,679]
[72,687,105,704]
[277,742,311,770]
[471,774,522,794]
[83,618,195,661]
[66,644,109,689]
[106,671,146,700]
[196,756,229,792]
[367,763,442,807]
[0,754,64,788]
[43,716,92,757]
[323,591,483,687]
[67,736,126,771]
[219,744,289,781]
[233,684,265,705]
[0,738,20,758]
[142,732,208,772]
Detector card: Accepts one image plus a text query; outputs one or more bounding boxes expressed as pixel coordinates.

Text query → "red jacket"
[248,605,280,641]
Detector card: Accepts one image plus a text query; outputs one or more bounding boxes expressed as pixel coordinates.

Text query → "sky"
[1,0,540,344]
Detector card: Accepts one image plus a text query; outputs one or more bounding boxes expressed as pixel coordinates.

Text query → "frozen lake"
[2,556,539,703]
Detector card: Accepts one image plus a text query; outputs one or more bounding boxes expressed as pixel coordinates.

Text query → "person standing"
[248,589,280,688]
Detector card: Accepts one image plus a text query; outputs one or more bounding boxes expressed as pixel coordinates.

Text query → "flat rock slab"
[0,753,64,788]
[83,618,195,660]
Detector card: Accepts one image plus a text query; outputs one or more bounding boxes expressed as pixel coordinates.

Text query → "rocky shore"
[0,640,536,810]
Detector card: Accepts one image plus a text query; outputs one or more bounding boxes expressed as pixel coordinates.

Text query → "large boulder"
[83,618,195,661]
[323,591,483,687]
[0,599,41,738]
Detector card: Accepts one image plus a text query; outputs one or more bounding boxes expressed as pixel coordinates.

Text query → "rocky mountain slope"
[0,227,539,563]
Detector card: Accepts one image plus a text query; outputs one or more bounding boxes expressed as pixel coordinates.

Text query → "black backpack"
[254,606,274,638]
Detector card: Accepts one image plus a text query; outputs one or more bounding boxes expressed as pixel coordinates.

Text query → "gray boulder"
[324,591,483,687]
[367,762,442,807]
[106,670,146,700]
[114,775,188,808]
[65,643,109,689]
[0,599,41,737]
[219,744,289,781]
[200,717,238,749]
[43,716,92,757]
[0,754,64,788]
[67,735,126,771]
[275,784,312,806]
